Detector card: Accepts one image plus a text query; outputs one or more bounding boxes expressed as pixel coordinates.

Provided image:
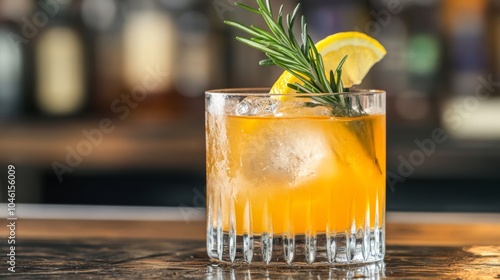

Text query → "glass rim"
[206,87,385,97]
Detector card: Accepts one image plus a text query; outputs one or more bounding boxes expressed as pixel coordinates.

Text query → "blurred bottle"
[442,0,488,97]
[121,0,181,121]
[163,0,218,119]
[303,0,370,40]
[441,0,493,139]
[0,19,24,119]
[161,0,209,98]
[80,0,123,115]
[33,0,89,117]
[487,0,500,94]
[366,0,409,124]
[397,0,442,124]
[303,0,372,84]
[405,1,442,95]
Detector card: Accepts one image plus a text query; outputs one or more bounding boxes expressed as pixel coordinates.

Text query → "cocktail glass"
[206,88,386,265]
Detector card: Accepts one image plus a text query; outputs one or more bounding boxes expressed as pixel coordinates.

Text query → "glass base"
[207,227,385,265]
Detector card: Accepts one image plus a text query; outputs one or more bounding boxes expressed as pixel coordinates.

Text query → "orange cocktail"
[206,90,386,265]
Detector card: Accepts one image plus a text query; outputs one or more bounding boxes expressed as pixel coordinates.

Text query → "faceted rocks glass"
[205,88,386,266]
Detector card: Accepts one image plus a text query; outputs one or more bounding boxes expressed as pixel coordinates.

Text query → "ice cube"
[207,94,241,115]
[239,119,333,187]
[235,96,280,116]
[274,98,332,117]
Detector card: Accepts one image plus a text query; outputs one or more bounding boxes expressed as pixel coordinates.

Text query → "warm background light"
[0,0,498,214]
[123,10,175,94]
[36,27,85,115]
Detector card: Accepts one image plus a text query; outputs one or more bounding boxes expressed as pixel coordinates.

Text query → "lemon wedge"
[270,31,386,94]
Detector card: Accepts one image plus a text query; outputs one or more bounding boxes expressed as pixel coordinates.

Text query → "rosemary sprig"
[225,0,382,173]
[224,0,350,107]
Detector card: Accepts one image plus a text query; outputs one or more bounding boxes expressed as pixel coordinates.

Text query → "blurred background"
[0,0,499,213]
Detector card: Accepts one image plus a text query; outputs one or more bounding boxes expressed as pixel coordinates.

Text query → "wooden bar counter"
[1,211,499,279]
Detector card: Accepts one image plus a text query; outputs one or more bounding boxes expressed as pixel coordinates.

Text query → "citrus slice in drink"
[270,31,387,94]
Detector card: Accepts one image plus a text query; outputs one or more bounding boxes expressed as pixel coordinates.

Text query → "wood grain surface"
[0,239,499,279]
[0,219,499,279]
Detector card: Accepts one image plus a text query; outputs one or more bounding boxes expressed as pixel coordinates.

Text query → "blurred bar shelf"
[0,118,205,171]
[388,124,500,179]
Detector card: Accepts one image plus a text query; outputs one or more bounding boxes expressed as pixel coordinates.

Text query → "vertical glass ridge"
[206,191,217,259]
[229,200,237,262]
[243,198,254,264]
[305,234,317,264]
[283,192,295,265]
[346,222,356,263]
[283,235,295,265]
[216,191,223,261]
[362,200,371,261]
[374,195,381,257]
[261,198,273,264]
